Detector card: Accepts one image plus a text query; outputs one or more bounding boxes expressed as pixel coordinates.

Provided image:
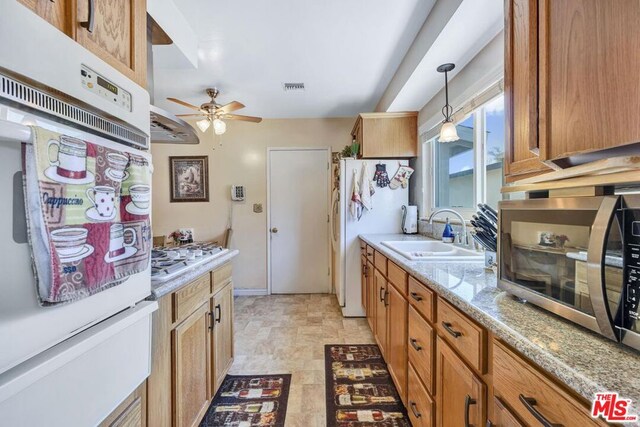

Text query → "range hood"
[147,16,199,145]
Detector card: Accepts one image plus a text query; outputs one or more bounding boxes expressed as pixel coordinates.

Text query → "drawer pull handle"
[410,292,423,302]
[208,311,214,331]
[80,0,95,33]
[519,395,563,427]
[464,395,476,427]
[409,338,422,351]
[379,287,385,302]
[442,321,462,338]
[409,401,422,418]
[215,304,222,323]
[383,290,389,307]
[367,252,373,256]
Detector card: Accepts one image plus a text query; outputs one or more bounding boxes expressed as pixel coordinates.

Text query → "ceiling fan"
[167,88,262,135]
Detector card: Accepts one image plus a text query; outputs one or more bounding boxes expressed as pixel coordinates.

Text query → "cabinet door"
[386,284,408,404]
[504,0,549,180]
[373,269,388,357]
[366,261,376,333]
[361,256,368,313]
[17,0,71,34]
[173,302,211,427]
[75,0,147,87]
[490,396,524,427]
[436,337,486,427]
[538,0,640,161]
[212,282,234,394]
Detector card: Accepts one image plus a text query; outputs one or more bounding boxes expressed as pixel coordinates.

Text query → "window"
[424,91,505,216]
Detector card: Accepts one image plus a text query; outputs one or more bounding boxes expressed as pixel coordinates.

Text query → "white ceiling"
[386,0,503,112]
[152,0,435,119]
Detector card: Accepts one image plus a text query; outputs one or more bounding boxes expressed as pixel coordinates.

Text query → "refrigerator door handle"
[587,195,620,342]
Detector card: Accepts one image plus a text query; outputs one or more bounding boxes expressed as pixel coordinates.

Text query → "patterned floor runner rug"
[199,374,291,426]
[325,345,410,427]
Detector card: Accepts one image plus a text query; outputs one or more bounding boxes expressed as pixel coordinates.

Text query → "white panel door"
[269,149,330,294]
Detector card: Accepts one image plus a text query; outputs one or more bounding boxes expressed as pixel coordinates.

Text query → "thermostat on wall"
[231,185,245,201]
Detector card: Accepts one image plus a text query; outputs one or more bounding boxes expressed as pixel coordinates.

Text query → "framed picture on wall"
[169,156,209,202]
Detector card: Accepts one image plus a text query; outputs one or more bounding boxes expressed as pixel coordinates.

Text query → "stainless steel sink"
[381,240,484,262]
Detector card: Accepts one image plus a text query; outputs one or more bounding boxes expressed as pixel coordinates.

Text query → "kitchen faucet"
[427,208,469,247]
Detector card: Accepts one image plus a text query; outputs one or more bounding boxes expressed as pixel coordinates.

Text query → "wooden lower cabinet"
[212,281,234,394]
[99,382,147,427]
[491,396,524,427]
[173,302,211,427]
[147,264,235,427]
[386,283,408,404]
[361,255,368,315]
[407,363,434,427]
[436,337,486,427]
[373,269,388,357]
[366,260,376,333]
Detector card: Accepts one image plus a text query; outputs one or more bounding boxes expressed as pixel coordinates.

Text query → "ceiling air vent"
[283,82,305,92]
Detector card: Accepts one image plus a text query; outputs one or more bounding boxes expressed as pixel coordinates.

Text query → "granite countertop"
[149,249,239,300]
[360,233,640,412]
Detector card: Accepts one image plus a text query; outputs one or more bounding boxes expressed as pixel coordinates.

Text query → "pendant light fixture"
[437,63,459,142]
[213,118,227,135]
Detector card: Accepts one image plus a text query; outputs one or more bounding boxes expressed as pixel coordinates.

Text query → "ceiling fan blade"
[225,114,262,123]
[176,114,207,118]
[167,97,201,111]
[216,101,245,114]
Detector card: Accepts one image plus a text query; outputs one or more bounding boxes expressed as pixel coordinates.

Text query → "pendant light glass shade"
[438,121,459,143]
[437,63,459,142]
[213,118,227,135]
[196,118,211,133]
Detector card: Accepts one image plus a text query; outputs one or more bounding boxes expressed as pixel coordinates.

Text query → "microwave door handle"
[587,195,620,341]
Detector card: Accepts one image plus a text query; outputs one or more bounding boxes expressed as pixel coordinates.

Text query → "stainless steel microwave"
[498,196,640,350]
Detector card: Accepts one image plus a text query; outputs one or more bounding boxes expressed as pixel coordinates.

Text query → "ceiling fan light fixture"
[196,118,211,133]
[437,63,459,143]
[213,118,226,135]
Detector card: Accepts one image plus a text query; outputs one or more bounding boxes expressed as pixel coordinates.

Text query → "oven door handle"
[587,195,620,342]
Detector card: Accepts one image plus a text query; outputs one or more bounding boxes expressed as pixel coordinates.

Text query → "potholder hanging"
[374,163,390,188]
[389,165,414,190]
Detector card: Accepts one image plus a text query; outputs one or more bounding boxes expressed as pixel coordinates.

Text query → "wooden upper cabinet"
[352,112,418,158]
[505,0,640,181]
[18,0,71,34]
[75,0,147,87]
[538,0,640,160]
[504,0,550,180]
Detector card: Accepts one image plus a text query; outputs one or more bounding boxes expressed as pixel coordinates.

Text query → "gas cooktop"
[151,242,229,283]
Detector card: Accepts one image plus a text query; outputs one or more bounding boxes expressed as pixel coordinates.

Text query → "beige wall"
[151,118,354,291]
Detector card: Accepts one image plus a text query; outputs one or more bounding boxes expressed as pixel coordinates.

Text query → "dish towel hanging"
[359,162,375,211]
[349,168,362,220]
[23,127,152,306]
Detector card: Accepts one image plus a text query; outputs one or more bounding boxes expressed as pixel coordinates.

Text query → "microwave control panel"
[80,65,132,112]
[623,209,640,327]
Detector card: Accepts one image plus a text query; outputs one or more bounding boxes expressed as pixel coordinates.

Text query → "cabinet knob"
[270,227,279,234]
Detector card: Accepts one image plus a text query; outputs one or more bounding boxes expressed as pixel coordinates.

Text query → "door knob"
[271,227,279,233]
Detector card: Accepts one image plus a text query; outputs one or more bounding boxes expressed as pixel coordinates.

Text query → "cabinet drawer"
[172,274,211,324]
[374,251,387,275]
[408,306,434,395]
[387,261,408,295]
[407,362,434,427]
[212,263,232,294]
[493,340,601,427]
[408,276,435,323]
[437,298,486,373]
[366,245,374,263]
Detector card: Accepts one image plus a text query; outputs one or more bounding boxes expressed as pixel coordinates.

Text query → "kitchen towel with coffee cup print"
[22,127,152,305]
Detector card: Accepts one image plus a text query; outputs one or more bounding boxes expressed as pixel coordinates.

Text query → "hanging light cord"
[442,69,453,122]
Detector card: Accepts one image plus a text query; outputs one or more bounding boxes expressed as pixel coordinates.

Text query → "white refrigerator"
[334,159,409,317]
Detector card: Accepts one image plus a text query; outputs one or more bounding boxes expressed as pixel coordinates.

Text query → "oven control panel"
[80,65,131,111]
[623,208,640,328]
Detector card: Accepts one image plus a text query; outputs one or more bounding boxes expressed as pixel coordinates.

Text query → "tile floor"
[229,294,375,427]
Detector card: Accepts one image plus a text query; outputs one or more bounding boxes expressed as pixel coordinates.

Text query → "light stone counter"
[149,249,239,300]
[360,233,640,415]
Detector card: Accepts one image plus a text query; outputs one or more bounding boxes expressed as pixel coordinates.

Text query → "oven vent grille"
[0,72,148,149]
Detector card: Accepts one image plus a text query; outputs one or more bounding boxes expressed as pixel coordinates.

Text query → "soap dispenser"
[442,217,455,243]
